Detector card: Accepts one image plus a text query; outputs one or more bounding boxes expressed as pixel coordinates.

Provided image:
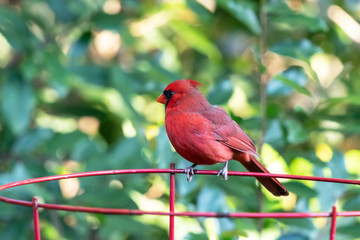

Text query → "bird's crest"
[188,79,201,88]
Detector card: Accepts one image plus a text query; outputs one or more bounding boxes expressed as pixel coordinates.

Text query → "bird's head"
[156,79,203,109]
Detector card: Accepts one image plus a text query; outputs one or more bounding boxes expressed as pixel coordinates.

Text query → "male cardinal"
[157,79,289,196]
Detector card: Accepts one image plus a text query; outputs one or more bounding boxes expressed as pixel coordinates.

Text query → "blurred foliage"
[0,0,360,239]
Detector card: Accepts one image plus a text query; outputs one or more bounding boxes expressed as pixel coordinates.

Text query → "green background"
[0,0,360,239]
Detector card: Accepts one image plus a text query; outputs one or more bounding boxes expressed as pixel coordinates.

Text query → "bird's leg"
[217,161,229,180]
[184,163,197,182]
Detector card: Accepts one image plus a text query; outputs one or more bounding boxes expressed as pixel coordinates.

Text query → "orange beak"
[156,94,167,104]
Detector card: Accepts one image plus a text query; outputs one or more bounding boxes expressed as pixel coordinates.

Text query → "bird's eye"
[164,90,174,99]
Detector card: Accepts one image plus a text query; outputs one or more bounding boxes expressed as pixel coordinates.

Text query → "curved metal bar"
[0,167,359,220]
[0,168,359,192]
[0,195,359,219]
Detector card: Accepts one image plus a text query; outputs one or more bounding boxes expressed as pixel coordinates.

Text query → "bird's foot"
[184,164,197,182]
[217,161,229,180]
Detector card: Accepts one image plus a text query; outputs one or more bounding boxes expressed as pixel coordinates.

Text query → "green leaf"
[273,14,328,33]
[98,216,159,240]
[322,95,360,107]
[1,73,35,135]
[328,152,349,179]
[275,75,311,96]
[267,2,328,33]
[207,79,233,105]
[68,63,108,86]
[155,127,175,168]
[218,0,261,35]
[44,131,88,158]
[274,75,310,96]
[186,0,213,22]
[197,185,228,212]
[0,7,34,51]
[271,39,321,60]
[68,31,92,59]
[0,221,29,240]
[268,67,310,96]
[47,0,76,22]
[105,137,144,169]
[313,167,337,211]
[264,120,285,148]
[185,233,208,240]
[277,233,310,240]
[325,152,348,200]
[92,13,134,44]
[110,66,146,123]
[220,228,248,239]
[68,0,103,17]
[277,218,314,230]
[71,137,105,162]
[135,59,182,84]
[283,119,309,144]
[283,181,317,199]
[0,163,30,185]
[12,128,53,154]
[170,20,222,61]
[343,196,360,211]
[92,13,124,30]
[337,222,360,239]
[44,48,70,97]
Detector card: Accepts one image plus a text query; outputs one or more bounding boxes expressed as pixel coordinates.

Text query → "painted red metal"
[330,206,337,240]
[0,168,358,192]
[32,197,41,240]
[169,163,175,240]
[1,195,358,219]
[0,164,359,240]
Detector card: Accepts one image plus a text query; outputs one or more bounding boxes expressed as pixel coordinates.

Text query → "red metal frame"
[330,206,337,240]
[32,197,40,240]
[169,163,175,240]
[0,164,359,240]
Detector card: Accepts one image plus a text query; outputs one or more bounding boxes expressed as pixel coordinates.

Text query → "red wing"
[202,106,260,159]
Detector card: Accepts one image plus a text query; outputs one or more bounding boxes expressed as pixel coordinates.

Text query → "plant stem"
[257,0,268,235]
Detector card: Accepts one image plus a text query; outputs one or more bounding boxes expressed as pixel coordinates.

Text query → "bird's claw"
[184,164,197,182]
[217,161,229,180]
[185,166,194,182]
[217,169,228,180]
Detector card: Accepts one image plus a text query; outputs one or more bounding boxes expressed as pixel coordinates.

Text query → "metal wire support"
[0,163,359,240]
[330,206,338,240]
[32,196,41,240]
[169,163,175,240]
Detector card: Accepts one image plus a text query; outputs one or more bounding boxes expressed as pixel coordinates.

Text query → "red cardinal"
[157,79,289,196]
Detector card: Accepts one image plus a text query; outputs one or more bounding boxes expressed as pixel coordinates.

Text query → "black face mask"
[163,90,174,108]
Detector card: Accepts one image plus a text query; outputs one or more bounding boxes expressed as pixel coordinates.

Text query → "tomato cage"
[0,163,359,240]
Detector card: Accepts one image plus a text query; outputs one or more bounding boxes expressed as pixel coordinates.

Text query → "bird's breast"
[164,112,233,165]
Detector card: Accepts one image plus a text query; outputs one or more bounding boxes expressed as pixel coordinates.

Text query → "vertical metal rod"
[329,206,337,240]
[32,196,41,240]
[169,163,175,240]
